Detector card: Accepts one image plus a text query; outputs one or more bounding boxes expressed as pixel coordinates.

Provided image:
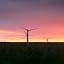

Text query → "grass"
[0,42,64,64]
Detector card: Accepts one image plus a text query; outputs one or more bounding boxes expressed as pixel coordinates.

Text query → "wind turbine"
[23,27,37,43]
[46,37,55,43]
[46,38,49,43]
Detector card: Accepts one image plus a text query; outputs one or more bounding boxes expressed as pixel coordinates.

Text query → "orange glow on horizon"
[0,29,64,42]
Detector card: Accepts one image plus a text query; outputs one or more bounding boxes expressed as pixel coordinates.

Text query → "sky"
[0,0,64,42]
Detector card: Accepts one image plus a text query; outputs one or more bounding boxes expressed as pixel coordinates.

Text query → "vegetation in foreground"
[0,42,64,64]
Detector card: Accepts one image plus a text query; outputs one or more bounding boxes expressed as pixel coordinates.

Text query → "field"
[0,42,64,64]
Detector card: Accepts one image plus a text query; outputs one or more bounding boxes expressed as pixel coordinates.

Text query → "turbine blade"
[29,28,39,31]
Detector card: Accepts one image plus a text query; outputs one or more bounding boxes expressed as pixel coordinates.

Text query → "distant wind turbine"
[46,37,54,43]
[46,38,48,42]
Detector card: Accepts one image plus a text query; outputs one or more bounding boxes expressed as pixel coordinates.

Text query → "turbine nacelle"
[23,27,38,32]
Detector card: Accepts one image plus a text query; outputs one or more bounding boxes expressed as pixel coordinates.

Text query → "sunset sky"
[0,0,64,42]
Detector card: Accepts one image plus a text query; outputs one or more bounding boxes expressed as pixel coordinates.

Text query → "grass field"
[0,42,64,64]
